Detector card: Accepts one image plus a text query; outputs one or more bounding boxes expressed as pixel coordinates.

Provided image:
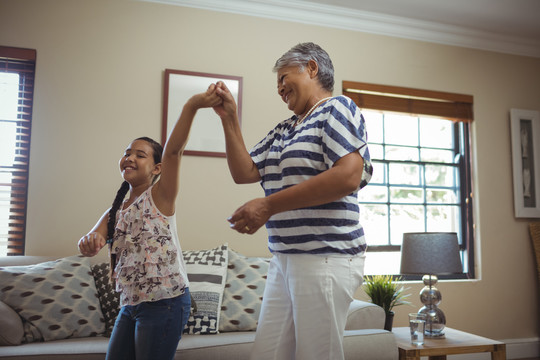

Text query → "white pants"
[250,252,366,360]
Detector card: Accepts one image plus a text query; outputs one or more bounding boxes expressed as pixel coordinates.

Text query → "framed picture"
[510,108,540,218]
[162,69,242,157]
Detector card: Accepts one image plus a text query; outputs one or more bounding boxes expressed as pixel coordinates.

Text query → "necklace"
[296,97,332,125]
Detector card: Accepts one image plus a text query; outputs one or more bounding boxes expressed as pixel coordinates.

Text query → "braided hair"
[106,137,163,279]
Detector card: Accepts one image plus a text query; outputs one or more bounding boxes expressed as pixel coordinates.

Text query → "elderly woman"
[213,42,372,360]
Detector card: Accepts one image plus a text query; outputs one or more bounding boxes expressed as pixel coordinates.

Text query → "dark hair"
[106,137,163,278]
[273,42,335,92]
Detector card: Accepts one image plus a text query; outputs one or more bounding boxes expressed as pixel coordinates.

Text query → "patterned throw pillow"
[219,249,269,332]
[0,255,105,343]
[183,244,228,335]
[91,262,120,336]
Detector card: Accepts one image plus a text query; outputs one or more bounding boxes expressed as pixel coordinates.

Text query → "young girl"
[78,84,222,360]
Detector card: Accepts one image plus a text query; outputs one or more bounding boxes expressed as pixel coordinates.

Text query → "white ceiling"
[145,0,540,58]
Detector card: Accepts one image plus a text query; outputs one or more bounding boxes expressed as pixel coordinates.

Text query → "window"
[0,46,36,256]
[344,81,474,279]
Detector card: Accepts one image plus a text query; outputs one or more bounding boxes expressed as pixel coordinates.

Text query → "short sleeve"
[322,96,373,189]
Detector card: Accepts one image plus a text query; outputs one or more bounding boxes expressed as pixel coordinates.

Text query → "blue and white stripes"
[250,95,372,255]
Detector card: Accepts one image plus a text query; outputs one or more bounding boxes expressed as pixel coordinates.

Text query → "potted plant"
[363,274,411,331]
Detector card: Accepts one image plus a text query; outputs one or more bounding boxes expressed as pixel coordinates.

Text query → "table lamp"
[400,232,462,337]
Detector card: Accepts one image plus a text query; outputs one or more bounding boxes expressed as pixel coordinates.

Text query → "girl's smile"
[119,140,160,186]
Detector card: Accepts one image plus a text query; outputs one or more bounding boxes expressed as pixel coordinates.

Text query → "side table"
[392,327,506,360]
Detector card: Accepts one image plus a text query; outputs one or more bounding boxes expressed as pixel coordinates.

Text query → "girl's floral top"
[111,186,188,306]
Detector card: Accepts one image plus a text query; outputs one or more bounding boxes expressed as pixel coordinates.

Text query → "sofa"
[0,244,398,360]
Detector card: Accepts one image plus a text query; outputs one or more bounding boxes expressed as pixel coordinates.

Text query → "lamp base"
[419,275,446,337]
[419,305,446,337]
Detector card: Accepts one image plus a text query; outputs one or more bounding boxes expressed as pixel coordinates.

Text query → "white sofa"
[0,250,398,360]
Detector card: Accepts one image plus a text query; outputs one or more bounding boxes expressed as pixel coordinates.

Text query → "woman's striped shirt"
[250,95,373,255]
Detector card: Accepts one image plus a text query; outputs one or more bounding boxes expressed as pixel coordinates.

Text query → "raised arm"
[153,84,222,216]
[214,81,261,184]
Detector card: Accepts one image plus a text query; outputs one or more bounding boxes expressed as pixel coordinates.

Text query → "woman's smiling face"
[276,65,314,117]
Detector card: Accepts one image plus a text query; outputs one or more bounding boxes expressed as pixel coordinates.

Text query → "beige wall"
[2,0,540,341]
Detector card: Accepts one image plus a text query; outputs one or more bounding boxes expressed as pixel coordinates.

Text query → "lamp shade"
[400,232,462,275]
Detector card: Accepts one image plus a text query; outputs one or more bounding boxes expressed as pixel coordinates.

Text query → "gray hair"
[273,42,334,92]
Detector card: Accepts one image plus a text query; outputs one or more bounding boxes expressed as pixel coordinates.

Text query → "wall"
[1,0,540,343]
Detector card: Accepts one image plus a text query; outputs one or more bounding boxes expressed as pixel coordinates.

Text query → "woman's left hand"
[228,197,272,235]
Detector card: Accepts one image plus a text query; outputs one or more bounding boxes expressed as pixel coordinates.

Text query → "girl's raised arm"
[152,84,222,215]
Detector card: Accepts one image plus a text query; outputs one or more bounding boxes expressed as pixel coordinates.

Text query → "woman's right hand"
[213,81,237,120]
[78,232,106,257]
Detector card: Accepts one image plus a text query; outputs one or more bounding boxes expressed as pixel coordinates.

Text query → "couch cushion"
[0,300,24,345]
[91,262,120,336]
[0,255,105,343]
[183,244,228,335]
[219,249,269,332]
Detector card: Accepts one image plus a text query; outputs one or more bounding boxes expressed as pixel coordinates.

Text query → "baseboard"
[446,337,540,359]
[505,337,540,359]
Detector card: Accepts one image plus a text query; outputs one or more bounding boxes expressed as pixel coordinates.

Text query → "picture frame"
[510,108,540,218]
[162,69,242,157]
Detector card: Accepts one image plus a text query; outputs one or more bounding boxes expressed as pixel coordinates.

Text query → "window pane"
[363,111,383,143]
[426,205,460,232]
[364,252,401,275]
[370,162,386,184]
[419,117,453,148]
[369,144,384,160]
[385,145,418,161]
[389,163,421,185]
[0,123,17,167]
[0,184,10,256]
[360,184,387,202]
[427,188,458,203]
[389,204,425,245]
[385,114,418,146]
[420,148,454,163]
[425,164,456,187]
[0,73,19,120]
[0,73,19,168]
[0,73,20,256]
[1,49,35,256]
[390,187,423,203]
[360,204,389,246]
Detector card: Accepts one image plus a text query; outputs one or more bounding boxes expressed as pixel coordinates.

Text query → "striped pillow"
[183,244,228,334]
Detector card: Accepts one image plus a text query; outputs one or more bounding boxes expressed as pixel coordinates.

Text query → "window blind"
[342,81,473,122]
[0,46,36,256]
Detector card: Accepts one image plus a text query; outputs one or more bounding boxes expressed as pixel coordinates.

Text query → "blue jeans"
[106,289,191,360]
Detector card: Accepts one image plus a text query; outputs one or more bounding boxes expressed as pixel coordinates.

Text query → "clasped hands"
[193,81,236,120]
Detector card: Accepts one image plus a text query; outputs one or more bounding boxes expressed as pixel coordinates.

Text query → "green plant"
[363,274,411,314]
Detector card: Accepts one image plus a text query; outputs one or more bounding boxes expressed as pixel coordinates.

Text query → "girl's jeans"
[106,289,191,360]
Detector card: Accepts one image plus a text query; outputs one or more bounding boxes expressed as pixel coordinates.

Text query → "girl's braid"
[107,180,129,280]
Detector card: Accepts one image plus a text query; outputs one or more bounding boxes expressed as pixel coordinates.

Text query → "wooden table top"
[392,327,506,359]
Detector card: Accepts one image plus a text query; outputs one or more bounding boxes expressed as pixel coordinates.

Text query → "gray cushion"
[0,300,24,345]
[0,255,105,343]
[219,249,269,332]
